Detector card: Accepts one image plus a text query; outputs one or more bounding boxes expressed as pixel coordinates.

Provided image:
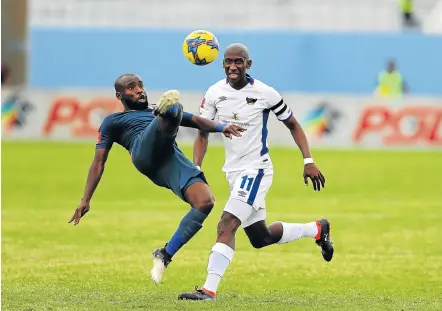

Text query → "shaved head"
[114,73,138,92]
[224,43,249,59]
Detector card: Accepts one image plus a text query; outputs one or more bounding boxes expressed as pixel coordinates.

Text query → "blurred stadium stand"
[423,0,442,33]
[30,0,440,32]
[2,0,441,148]
[24,0,442,94]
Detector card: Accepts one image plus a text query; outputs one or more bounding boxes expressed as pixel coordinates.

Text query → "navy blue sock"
[165,208,207,257]
[163,102,183,125]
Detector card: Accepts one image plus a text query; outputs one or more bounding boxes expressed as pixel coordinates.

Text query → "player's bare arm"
[193,130,209,168]
[180,113,245,139]
[68,148,110,225]
[282,115,326,191]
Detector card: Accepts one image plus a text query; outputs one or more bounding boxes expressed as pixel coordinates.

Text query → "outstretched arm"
[181,112,225,132]
[68,148,110,225]
[181,112,245,137]
[81,149,109,202]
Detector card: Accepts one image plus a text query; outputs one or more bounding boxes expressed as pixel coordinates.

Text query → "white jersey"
[200,76,293,172]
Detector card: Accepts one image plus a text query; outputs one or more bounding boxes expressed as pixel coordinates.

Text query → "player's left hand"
[68,200,90,226]
[303,164,326,191]
[222,125,246,139]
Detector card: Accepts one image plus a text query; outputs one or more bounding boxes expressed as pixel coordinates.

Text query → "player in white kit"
[178,44,334,301]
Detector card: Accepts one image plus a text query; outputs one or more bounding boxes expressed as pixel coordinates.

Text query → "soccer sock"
[165,208,207,257]
[202,243,235,295]
[163,103,183,125]
[277,222,318,244]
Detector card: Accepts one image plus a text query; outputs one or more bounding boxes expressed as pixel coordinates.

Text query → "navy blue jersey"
[96,109,155,152]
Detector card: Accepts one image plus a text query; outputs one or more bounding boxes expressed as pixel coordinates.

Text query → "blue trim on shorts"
[247,169,264,205]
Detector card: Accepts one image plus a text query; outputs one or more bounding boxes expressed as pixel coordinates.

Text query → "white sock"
[202,243,234,295]
[277,221,318,244]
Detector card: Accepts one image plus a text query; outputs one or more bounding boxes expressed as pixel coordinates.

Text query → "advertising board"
[2,89,441,149]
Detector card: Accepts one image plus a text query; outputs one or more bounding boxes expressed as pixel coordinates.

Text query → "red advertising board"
[42,96,123,137]
[353,105,442,145]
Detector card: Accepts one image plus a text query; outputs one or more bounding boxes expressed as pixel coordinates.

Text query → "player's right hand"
[68,200,90,226]
[221,125,246,139]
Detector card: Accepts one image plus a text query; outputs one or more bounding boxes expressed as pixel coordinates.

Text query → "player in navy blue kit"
[68,74,244,283]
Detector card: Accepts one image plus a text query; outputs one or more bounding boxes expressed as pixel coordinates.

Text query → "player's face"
[118,76,149,110]
[223,54,251,85]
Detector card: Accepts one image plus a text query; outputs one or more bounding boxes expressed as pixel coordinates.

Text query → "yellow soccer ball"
[182,30,219,66]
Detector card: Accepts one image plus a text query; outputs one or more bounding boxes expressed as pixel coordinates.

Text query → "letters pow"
[353,105,442,145]
[43,97,123,137]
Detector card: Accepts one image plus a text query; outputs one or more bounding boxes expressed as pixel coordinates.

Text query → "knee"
[192,194,215,215]
[217,213,241,238]
[249,237,272,249]
[249,237,264,249]
[247,228,274,249]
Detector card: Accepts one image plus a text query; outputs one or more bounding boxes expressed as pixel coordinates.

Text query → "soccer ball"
[182,30,219,66]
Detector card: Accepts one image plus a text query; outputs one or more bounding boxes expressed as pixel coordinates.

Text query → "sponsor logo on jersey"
[217,96,228,102]
[246,97,258,105]
[237,190,247,197]
[232,112,240,120]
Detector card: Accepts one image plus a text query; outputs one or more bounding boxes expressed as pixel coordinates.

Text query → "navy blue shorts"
[130,117,206,201]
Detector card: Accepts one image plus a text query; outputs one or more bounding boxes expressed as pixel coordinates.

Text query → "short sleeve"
[266,87,293,121]
[96,116,114,150]
[199,87,217,120]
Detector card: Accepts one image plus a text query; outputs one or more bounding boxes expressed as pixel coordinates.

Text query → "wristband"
[215,123,227,132]
[182,112,193,121]
[303,157,314,165]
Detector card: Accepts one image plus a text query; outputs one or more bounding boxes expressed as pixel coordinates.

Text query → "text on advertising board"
[353,105,442,145]
[43,97,122,137]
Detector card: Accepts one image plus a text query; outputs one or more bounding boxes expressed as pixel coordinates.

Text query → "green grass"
[2,141,442,311]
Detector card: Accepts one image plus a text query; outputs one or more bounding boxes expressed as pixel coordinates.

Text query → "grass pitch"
[2,141,442,311]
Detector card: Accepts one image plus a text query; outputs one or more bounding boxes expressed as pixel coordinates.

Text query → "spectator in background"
[376,60,408,98]
[400,0,418,29]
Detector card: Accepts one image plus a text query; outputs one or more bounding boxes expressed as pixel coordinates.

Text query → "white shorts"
[224,168,273,228]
